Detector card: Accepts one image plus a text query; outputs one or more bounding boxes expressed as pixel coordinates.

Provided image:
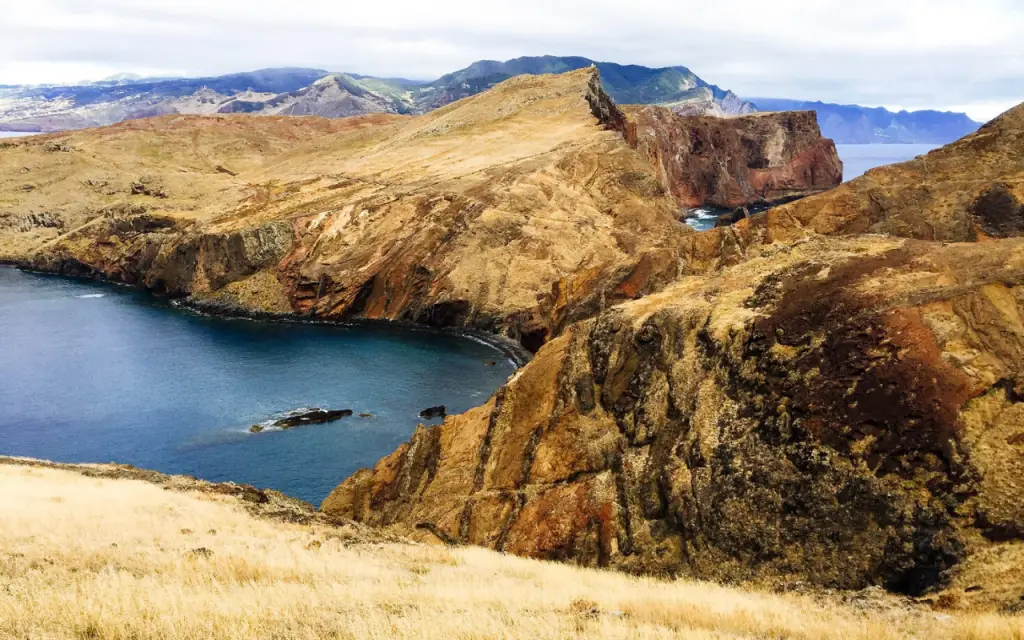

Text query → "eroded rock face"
[624,107,843,208]
[323,236,1024,594]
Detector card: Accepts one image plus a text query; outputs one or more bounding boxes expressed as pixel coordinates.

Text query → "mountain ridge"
[0,57,755,132]
[750,97,982,144]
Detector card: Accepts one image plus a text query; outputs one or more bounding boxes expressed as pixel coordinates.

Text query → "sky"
[2,0,1022,121]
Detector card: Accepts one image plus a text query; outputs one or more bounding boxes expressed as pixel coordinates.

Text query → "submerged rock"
[273,409,353,429]
[249,408,353,432]
[418,406,446,420]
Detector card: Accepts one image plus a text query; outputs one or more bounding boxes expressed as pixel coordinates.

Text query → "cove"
[0,267,518,504]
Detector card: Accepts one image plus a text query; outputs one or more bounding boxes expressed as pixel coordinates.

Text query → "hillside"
[768,103,1024,240]
[752,98,982,144]
[0,57,755,132]
[323,103,1024,600]
[0,68,839,351]
[2,457,1021,639]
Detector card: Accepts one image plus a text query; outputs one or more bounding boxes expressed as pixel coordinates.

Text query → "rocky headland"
[0,67,839,352]
[625,106,843,208]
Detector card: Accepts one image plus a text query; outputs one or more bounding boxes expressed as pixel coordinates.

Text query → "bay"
[0,268,517,504]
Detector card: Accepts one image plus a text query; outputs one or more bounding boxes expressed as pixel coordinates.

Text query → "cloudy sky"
[2,0,1022,121]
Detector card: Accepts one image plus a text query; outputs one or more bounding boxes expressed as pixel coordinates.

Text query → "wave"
[687,207,720,220]
[77,294,105,299]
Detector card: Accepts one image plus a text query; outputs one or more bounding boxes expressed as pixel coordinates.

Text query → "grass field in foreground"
[1,461,1021,640]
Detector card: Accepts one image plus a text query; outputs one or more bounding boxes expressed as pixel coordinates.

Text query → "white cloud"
[1,0,1021,120]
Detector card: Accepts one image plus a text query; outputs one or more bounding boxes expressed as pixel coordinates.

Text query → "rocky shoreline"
[0,263,534,368]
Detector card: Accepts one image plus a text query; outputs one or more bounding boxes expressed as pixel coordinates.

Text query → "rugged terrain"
[0,68,840,351]
[626,106,842,207]
[0,56,755,133]
[323,104,1024,602]
[2,457,1021,640]
[5,65,1021,612]
[752,98,982,144]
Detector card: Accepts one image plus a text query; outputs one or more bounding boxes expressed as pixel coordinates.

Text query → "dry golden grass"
[0,462,1021,640]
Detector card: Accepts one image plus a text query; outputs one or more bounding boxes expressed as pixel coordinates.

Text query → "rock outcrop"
[323,102,1024,601]
[625,107,843,208]
[0,68,837,352]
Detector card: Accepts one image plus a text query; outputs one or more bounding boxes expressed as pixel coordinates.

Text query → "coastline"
[1,263,534,368]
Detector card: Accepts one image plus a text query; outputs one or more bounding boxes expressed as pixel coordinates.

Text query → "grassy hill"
[1,457,1020,640]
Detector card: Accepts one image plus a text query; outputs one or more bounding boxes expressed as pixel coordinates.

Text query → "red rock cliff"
[625,106,843,208]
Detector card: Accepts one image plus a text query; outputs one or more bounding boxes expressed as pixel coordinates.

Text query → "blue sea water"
[0,268,517,504]
[684,144,941,231]
[836,143,939,182]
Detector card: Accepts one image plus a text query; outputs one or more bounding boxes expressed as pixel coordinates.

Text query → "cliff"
[0,69,837,352]
[323,235,1024,595]
[323,102,1024,601]
[625,107,843,208]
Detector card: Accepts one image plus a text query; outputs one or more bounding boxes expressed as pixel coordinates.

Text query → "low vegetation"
[0,459,1020,640]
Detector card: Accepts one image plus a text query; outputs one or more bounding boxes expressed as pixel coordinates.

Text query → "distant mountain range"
[749,98,981,144]
[0,56,979,144]
[414,56,756,116]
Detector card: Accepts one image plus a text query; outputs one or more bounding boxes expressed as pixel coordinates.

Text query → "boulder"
[419,406,447,420]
